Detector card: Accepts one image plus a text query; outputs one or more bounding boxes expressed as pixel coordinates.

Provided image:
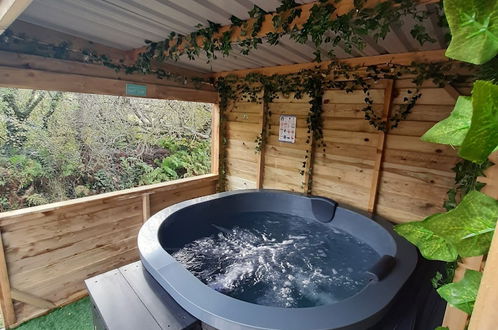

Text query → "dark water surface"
[172,211,380,308]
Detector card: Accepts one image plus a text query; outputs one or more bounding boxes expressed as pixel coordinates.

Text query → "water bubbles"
[172,212,380,308]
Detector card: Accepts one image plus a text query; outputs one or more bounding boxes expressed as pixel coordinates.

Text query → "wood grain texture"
[225,79,462,221]
[0,175,217,327]
[0,66,218,103]
[468,152,498,330]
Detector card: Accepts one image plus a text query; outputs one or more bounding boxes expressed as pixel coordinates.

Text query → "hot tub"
[138,190,417,330]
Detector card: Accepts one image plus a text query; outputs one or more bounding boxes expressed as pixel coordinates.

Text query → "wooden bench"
[86,258,447,330]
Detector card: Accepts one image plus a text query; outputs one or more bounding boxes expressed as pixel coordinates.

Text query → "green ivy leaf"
[459,80,498,163]
[444,0,498,64]
[420,96,472,146]
[437,270,482,314]
[394,191,498,262]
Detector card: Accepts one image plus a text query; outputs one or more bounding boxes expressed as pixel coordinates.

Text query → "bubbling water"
[171,212,380,308]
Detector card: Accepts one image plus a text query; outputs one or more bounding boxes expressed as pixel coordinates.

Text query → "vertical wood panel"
[211,103,220,175]
[0,230,15,327]
[368,80,394,213]
[256,102,267,188]
[142,194,151,223]
[468,152,498,330]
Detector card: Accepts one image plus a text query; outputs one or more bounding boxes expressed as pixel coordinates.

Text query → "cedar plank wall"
[225,79,465,223]
[0,175,217,327]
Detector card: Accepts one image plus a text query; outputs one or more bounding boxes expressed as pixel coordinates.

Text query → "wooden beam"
[211,50,448,78]
[442,256,484,330]
[0,230,16,328]
[444,84,462,100]
[302,135,316,195]
[0,66,218,103]
[367,79,394,214]
[11,288,56,310]
[5,21,206,78]
[256,102,268,189]
[468,151,498,330]
[0,50,213,91]
[129,0,440,61]
[211,104,221,175]
[0,0,32,34]
[142,194,151,223]
[0,174,218,220]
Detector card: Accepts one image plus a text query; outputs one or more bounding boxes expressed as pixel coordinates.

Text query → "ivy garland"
[213,60,467,192]
[132,0,437,65]
[0,29,208,88]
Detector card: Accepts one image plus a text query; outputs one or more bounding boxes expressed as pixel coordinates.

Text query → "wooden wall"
[225,79,465,224]
[0,174,217,328]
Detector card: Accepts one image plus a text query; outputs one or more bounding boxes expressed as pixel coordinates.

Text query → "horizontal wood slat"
[0,174,218,327]
[225,79,464,224]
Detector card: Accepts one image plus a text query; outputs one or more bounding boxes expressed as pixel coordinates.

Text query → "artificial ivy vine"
[130,0,437,65]
[213,60,468,193]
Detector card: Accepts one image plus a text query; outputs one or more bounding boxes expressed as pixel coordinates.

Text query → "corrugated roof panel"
[17,0,447,73]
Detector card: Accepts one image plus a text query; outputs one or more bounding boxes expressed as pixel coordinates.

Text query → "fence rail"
[0,174,218,328]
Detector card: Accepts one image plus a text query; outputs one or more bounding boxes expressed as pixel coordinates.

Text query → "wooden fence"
[225,78,469,224]
[0,174,218,328]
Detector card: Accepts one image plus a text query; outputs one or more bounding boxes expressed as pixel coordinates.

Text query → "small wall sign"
[125,83,147,97]
[279,115,297,143]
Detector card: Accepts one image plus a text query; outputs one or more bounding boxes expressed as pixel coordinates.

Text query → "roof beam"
[0,0,32,34]
[4,21,209,79]
[210,49,448,78]
[128,0,440,61]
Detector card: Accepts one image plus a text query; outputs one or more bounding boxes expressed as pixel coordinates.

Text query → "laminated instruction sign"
[279,115,296,143]
[126,83,147,97]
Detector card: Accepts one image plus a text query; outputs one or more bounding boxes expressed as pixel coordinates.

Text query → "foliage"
[2,0,438,79]
[437,270,482,314]
[213,59,467,191]
[431,262,457,289]
[443,159,493,211]
[459,80,498,163]
[132,0,435,64]
[0,89,212,211]
[421,80,498,163]
[421,96,472,147]
[444,0,498,65]
[394,191,498,262]
[395,1,498,322]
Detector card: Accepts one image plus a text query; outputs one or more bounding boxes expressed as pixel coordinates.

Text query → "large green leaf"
[420,96,472,146]
[394,215,458,261]
[394,191,498,262]
[459,81,498,163]
[444,0,498,64]
[437,270,482,314]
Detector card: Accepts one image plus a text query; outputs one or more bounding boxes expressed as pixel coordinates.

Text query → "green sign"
[125,83,147,97]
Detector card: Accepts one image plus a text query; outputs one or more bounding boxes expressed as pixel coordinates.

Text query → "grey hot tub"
[138,190,417,330]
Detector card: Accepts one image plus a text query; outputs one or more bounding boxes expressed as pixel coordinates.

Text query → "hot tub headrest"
[310,197,338,223]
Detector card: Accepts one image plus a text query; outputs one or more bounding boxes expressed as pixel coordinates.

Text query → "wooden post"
[302,134,315,195]
[211,103,221,175]
[0,230,16,328]
[467,152,498,330]
[256,101,268,188]
[367,80,394,214]
[442,256,484,330]
[142,194,150,223]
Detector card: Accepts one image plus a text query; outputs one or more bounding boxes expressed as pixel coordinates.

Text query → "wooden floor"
[87,256,446,330]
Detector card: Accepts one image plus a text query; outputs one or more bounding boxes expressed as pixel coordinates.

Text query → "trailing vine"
[0,29,209,88]
[443,159,494,211]
[129,0,437,65]
[213,60,468,191]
